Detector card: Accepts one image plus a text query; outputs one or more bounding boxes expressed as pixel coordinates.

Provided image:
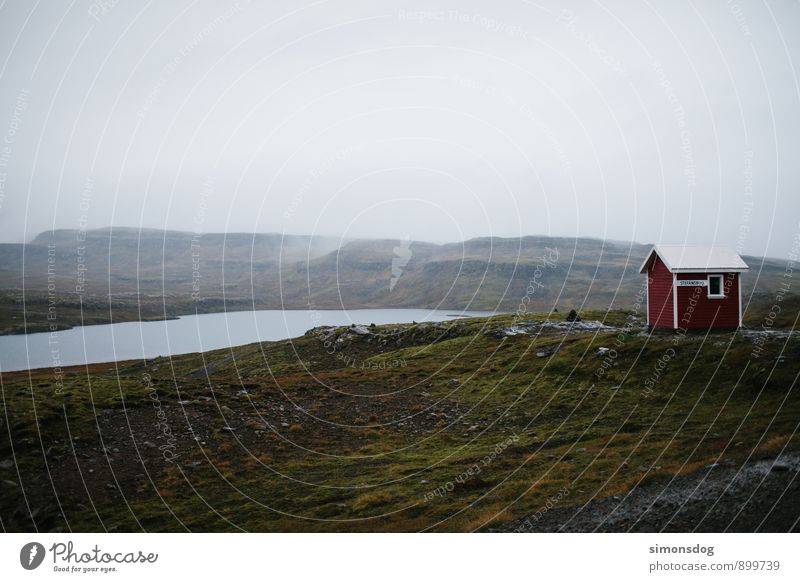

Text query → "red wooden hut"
[639,245,749,330]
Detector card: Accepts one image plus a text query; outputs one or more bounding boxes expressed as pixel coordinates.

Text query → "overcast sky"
[0,0,798,257]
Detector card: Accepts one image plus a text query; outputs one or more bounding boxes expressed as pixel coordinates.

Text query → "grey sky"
[0,0,798,258]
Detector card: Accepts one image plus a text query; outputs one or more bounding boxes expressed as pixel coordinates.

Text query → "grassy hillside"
[1,310,797,532]
[0,228,794,334]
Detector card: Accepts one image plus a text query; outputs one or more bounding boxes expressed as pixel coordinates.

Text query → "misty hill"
[0,228,790,322]
[0,228,340,298]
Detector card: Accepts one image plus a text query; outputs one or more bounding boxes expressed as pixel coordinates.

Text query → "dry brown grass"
[352,491,393,510]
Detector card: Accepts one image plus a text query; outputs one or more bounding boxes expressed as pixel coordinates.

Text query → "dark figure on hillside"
[566,309,581,322]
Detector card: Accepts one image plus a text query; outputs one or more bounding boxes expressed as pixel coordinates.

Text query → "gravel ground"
[496,453,800,532]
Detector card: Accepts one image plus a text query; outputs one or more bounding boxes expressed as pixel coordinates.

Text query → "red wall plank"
[648,256,674,328]
[676,272,740,329]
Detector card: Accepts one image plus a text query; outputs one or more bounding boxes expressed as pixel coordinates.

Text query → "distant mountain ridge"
[0,228,789,313]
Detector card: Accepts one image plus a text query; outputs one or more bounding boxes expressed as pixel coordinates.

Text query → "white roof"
[639,245,749,273]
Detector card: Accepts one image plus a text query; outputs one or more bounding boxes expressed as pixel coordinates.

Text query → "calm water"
[0,309,493,373]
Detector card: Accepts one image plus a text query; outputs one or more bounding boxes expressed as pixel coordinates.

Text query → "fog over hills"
[0,228,788,317]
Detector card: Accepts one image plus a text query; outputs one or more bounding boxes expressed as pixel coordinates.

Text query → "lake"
[0,308,494,373]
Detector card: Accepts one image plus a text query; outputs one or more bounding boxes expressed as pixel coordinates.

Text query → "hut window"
[708,275,724,298]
